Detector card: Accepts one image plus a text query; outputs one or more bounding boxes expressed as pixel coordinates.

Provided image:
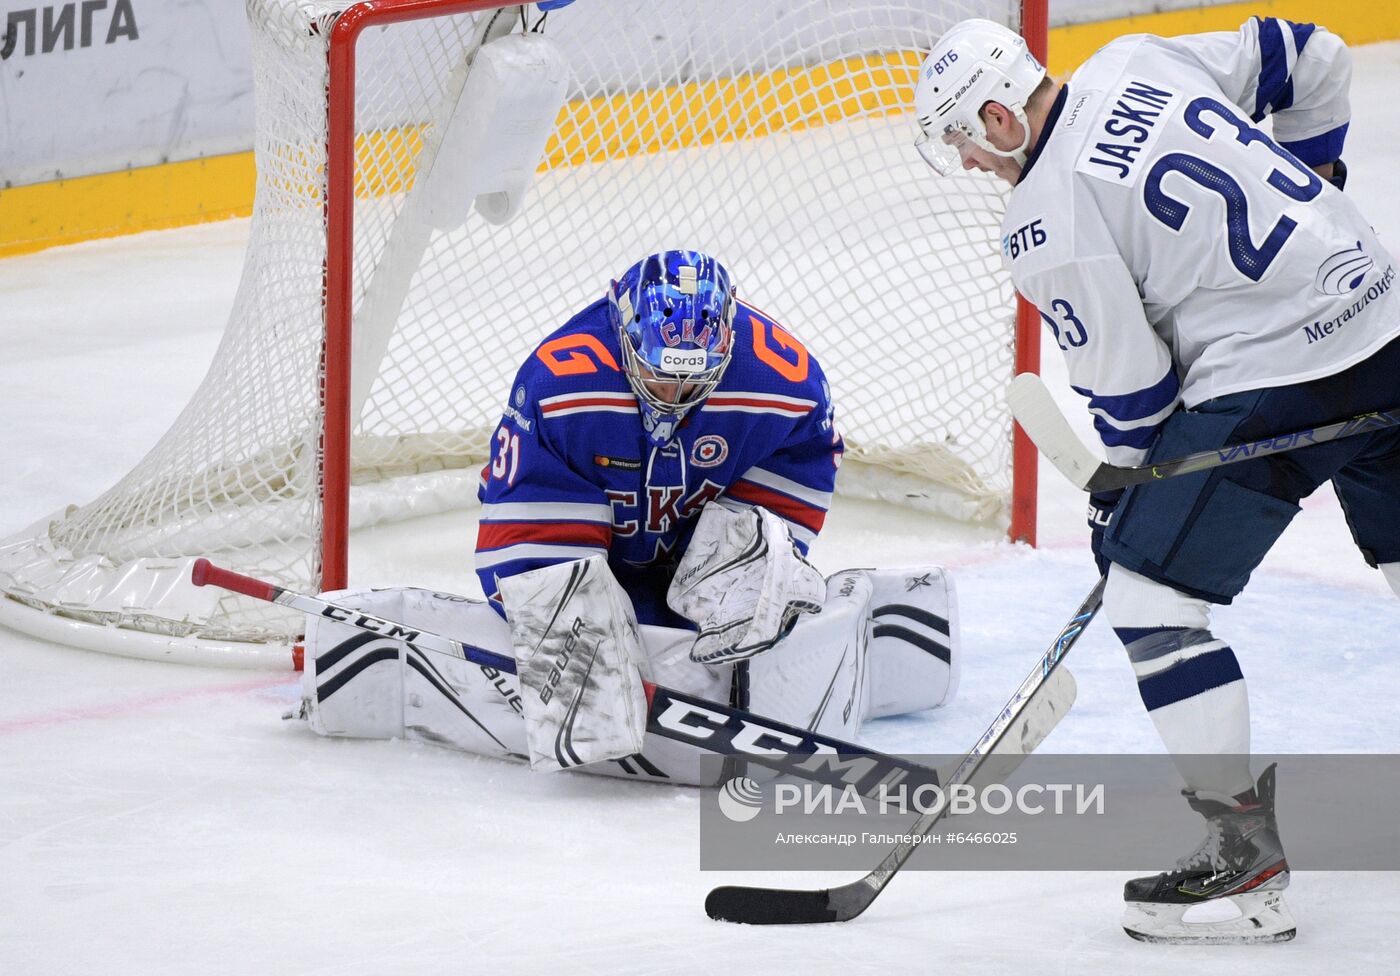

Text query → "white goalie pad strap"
[862,567,960,718]
[499,556,648,772]
[667,503,824,665]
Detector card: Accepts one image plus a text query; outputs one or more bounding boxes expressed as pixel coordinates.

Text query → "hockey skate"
[1122,763,1295,944]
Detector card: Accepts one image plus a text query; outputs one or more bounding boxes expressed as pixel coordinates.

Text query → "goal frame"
[320,0,1048,593]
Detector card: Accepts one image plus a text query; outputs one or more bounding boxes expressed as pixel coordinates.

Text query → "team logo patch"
[514,385,526,408]
[691,435,728,468]
[1315,242,1374,295]
[594,454,642,471]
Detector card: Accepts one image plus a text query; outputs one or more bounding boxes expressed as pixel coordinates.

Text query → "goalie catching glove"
[667,503,824,665]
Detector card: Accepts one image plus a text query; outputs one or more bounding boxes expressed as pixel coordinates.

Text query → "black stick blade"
[705,885,843,924]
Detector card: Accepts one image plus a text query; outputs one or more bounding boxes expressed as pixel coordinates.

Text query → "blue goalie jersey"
[475,297,844,626]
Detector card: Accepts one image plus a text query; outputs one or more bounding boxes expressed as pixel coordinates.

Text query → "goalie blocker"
[296,507,960,784]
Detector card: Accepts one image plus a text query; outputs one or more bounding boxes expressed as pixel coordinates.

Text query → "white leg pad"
[299,568,963,786]
[862,567,960,719]
[302,586,526,761]
[747,569,873,743]
[300,584,737,784]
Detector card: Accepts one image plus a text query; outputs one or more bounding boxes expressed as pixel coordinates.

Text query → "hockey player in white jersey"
[914,16,1400,944]
[293,252,961,787]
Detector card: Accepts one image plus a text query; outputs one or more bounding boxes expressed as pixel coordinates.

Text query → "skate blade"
[1122,890,1297,945]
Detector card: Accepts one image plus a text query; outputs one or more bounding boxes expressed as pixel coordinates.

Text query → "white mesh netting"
[0,0,1028,659]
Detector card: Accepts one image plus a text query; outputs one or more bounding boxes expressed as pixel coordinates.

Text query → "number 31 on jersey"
[491,427,522,485]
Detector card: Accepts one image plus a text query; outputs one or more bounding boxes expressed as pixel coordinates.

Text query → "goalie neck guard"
[609,250,736,446]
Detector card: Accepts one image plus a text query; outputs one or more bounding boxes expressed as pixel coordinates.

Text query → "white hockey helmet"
[913,18,1046,175]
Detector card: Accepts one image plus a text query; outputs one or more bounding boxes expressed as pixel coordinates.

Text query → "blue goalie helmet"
[608,250,737,445]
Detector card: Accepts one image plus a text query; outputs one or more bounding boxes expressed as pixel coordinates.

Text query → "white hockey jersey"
[1004,17,1400,464]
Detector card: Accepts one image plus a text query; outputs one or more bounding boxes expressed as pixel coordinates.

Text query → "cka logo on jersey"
[691,435,728,468]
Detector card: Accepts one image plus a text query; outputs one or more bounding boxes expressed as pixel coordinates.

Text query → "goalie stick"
[191,559,943,797]
[1008,372,1400,492]
[703,576,1104,925]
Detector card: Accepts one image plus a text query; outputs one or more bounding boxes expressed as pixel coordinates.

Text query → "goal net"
[0,0,1043,664]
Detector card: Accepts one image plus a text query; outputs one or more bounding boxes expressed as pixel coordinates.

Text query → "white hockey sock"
[1105,567,1253,797]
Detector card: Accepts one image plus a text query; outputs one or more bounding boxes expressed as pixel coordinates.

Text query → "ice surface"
[3,42,1400,976]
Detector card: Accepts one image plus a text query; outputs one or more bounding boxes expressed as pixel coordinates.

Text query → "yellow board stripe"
[355,50,921,197]
[0,154,256,259]
[1045,0,1400,76]
[4,0,1398,258]
[541,50,920,167]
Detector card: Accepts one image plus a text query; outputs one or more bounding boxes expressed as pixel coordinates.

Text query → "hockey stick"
[704,576,1104,925]
[1008,372,1400,492]
[191,559,942,796]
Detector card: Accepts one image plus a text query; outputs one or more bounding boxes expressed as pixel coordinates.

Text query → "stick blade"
[1007,373,1101,491]
[705,885,844,924]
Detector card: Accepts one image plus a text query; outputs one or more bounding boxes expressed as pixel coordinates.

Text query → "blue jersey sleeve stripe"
[1252,18,1320,121]
[1070,368,1179,424]
[1268,21,1318,115]
[1251,17,1289,122]
[1093,416,1159,450]
[1280,123,1349,166]
[1289,20,1317,58]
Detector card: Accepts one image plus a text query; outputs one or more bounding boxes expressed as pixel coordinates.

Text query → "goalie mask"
[609,250,736,446]
[913,18,1046,176]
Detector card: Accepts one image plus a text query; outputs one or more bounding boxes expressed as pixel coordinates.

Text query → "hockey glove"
[1328,158,1348,193]
[668,503,824,665]
[1087,489,1122,577]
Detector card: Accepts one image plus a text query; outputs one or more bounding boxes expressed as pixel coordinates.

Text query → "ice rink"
[4,40,1400,976]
